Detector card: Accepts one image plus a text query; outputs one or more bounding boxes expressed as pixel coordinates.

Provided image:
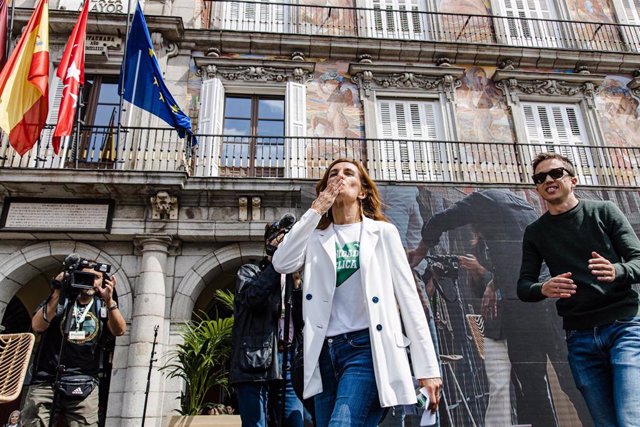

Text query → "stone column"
[118,235,172,427]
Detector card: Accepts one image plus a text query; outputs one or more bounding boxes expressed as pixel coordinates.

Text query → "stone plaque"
[0,199,114,232]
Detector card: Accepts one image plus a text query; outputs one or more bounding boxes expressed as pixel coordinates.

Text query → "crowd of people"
[4,152,640,427]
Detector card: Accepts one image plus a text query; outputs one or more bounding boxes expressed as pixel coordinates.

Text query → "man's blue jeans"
[236,382,269,427]
[566,316,640,427]
[315,329,385,427]
[269,349,305,427]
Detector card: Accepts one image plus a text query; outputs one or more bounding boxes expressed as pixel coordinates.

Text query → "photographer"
[230,216,304,427]
[22,257,126,427]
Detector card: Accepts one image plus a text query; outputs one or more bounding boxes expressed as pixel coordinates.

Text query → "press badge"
[100,306,108,318]
[69,330,86,340]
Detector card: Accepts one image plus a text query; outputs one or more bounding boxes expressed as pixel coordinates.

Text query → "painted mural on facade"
[455,66,513,143]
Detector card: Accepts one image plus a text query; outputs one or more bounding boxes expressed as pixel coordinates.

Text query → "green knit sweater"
[518,199,640,330]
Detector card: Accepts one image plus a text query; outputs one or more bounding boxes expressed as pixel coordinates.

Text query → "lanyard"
[72,299,94,331]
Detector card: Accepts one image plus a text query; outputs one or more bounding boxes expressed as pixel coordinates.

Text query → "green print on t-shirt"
[336,241,360,287]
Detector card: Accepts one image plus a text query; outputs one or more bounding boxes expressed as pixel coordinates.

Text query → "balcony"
[1,127,639,187]
[203,1,640,53]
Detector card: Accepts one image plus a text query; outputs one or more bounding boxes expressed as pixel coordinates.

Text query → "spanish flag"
[0,0,49,156]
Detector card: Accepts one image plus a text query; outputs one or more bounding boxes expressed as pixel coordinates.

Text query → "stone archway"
[171,241,265,322]
[0,241,133,323]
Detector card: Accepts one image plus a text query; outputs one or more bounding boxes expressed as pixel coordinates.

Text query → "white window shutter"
[367,0,426,40]
[375,99,446,181]
[223,0,287,32]
[498,0,560,47]
[521,102,596,184]
[196,78,224,177]
[613,0,640,24]
[285,81,307,178]
[612,0,640,51]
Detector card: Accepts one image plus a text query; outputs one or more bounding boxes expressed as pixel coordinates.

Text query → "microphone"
[63,253,81,270]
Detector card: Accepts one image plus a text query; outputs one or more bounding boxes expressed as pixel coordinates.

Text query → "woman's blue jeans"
[314,329,385,427]
[566,316,640,427]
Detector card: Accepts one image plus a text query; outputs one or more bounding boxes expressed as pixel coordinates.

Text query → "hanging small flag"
[52,0,90,154]
[0,0,49,156]
[118,2,195,144]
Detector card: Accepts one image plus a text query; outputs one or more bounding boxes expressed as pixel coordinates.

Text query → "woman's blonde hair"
[315,159,388,230]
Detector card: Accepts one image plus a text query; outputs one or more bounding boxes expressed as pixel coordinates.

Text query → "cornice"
[493,68,606,106]
[193,56,316,84]
[348,61,464,97]
[12,8,184,42]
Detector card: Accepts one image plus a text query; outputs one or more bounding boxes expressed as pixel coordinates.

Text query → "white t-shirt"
[327,222,369,336]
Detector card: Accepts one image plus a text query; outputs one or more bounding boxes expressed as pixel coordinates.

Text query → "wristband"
[108,301,118,311]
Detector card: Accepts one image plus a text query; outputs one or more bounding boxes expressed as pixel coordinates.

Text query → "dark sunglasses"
[532,167,572,185]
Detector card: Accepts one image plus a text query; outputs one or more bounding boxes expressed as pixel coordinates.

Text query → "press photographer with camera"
[22,255,126,427]
[229,214,306,427]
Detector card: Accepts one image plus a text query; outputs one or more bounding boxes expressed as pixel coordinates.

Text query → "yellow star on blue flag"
[118,2,195,144]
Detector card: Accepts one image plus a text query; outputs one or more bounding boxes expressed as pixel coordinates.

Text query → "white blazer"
[272,209,440,407]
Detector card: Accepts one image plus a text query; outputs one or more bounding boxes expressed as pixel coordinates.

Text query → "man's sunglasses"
[532,167,572,185]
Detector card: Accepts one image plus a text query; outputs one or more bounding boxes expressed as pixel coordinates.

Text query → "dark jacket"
[229,259,282,384]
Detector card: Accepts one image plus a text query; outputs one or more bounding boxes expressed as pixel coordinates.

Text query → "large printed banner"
[301,184,640,427]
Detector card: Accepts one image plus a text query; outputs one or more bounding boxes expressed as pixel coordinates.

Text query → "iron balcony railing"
[1,127,639,187]
[204,0,640,53]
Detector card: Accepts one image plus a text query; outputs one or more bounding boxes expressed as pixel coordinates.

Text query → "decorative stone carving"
[349,63,464,98]
[435,57,452,67]
[627,70,640,99]
[358,54,373,64]
[493,69,605,108]
[291,51,305,61]
[251,197,262,221]
[498,59,516,70]
[150,191,178,220]
[239,197,249,222]
[194,57,315,83]
[206,48,221,58]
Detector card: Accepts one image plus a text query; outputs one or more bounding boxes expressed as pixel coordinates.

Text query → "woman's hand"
[310,176,344,215]
[418,377,442,413]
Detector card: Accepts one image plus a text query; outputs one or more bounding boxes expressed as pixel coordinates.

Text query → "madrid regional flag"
[0,0,49,156]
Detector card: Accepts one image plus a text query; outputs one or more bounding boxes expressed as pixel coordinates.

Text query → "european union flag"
[118,2,195,144]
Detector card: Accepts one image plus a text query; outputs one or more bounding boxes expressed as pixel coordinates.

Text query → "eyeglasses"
[532,167,571,185]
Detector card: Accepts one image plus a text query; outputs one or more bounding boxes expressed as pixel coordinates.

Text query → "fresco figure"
[519,152,640,426]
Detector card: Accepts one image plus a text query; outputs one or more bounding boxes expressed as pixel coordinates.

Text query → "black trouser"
[503,300,593,427]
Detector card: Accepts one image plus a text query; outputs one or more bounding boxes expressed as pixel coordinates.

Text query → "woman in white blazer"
[272,159,441,426]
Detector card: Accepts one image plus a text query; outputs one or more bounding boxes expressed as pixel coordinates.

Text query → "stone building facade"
[1,0,639,426]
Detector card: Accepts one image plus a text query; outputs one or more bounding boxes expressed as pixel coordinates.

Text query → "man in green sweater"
[518,152,640,426]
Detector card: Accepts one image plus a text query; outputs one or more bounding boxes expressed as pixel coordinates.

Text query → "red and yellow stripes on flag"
[0,0,49,156]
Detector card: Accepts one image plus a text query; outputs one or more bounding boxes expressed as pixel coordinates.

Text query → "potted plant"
[163,290,240,426]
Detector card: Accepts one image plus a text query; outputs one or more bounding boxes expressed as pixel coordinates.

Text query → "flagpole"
[74,83,84,169]
[6,0,14,57]
[116,0,134,164]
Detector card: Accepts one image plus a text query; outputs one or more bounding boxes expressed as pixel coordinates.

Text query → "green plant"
[162,289,234,415]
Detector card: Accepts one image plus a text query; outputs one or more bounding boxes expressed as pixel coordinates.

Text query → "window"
[79,75,121,163]
[40,74,119,167]
[221,95,285,177]
[612,0,640,51]
[221,0,289,33]
[361,0,428,40]
[196,76,307,178]
[376,99,448,181]
[494,0,562,48]
[521,102,596,184]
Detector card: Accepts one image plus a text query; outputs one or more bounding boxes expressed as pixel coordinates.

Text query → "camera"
[422,254,460,281]
[61,254,112,291]
[264,214,297,256]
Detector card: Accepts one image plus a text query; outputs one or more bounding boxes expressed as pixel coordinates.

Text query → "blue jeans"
[269,349,305,427]
[566,316,640,427]
[315,329,385,427]
[236,382,269,427]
